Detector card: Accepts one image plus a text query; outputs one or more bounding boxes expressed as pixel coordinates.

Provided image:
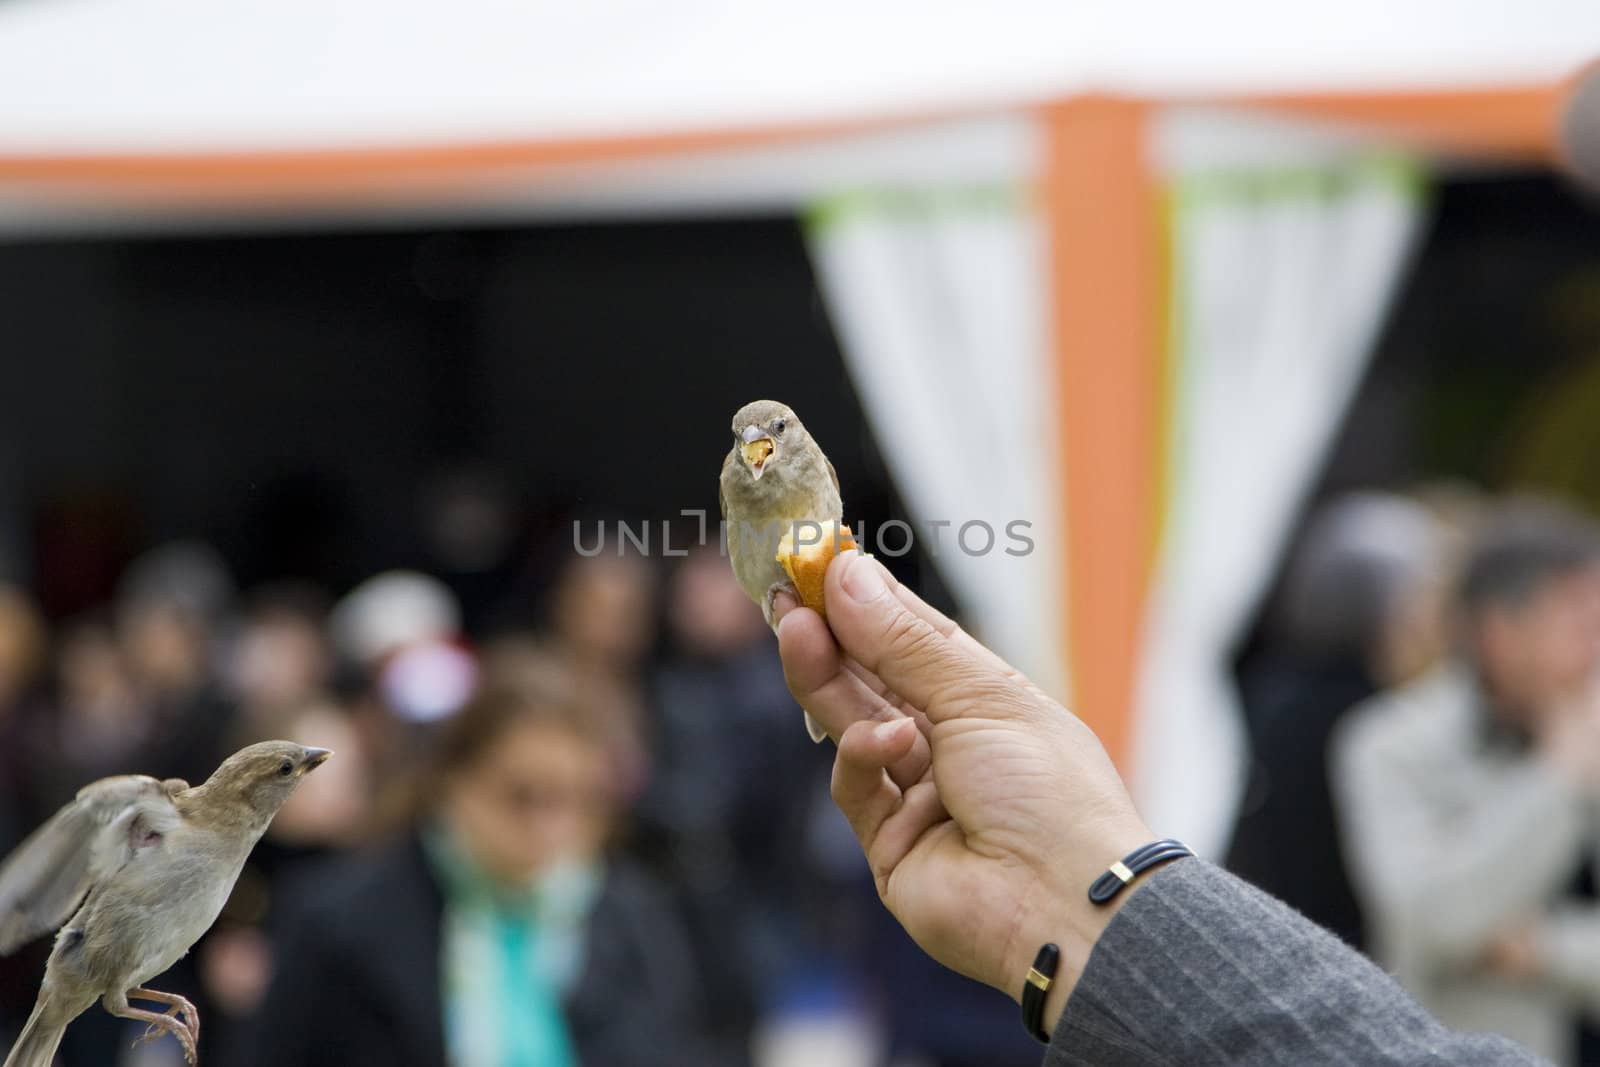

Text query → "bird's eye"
[278,760,294,777]
[774,419,787,435]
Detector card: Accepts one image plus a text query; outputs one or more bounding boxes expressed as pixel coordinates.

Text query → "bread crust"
[777,524,856,617]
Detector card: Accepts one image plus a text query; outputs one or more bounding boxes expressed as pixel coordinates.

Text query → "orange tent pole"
[1040,80,1568,773]
[1045,98,1163,770]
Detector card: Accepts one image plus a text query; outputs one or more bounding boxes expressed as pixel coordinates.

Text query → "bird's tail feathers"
[3,998,66,1067]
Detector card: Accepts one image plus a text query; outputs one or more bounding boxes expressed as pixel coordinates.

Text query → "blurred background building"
[2,1,1600,1065]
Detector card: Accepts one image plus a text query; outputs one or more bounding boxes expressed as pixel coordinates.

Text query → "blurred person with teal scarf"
[248,656,706,1067]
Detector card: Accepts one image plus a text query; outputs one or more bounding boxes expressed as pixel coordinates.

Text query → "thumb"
[823,552,1009,725]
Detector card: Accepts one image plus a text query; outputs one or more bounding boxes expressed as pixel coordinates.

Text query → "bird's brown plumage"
[719,400,844,742]
[0,741,330,1067]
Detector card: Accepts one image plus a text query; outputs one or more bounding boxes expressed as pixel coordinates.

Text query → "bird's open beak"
[740,425,776,479]
[300,748,333,774]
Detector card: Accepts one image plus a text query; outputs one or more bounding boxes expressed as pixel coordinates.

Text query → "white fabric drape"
[805,186,1066,699]
[1131,152,1426,856]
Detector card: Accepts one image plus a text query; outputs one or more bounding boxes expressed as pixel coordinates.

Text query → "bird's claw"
[762,580,797,629]
[132,1031,196,1065]
[132,1007,198,1063]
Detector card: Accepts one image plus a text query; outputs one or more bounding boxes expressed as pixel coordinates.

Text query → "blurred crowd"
[1229,487,1600,1067]
[13,475,1600,1066]
[0,488,1044,1067]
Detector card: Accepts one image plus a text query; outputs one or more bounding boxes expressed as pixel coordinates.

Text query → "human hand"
[775,551,1154,1034]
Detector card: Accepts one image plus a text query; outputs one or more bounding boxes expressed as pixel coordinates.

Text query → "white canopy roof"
[0,0,1596,156]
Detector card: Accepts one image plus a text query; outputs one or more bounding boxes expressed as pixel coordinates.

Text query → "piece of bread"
[777,523,856,617]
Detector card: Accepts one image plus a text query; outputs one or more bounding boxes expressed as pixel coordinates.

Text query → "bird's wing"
[720,451,736,575]
[825,454,840,503]
[718,448,734,524]
[0,774,179,954]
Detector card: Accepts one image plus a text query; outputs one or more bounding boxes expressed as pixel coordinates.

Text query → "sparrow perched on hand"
[0,741,332,1067]
[719,399,844,742]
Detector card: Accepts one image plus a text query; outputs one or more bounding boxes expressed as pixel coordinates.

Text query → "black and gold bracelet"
[1087,838,1193,905]
[1020,840,1194,1043]
[1020,941,1060,1043]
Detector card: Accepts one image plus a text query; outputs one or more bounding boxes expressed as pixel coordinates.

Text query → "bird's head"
[203,740,333,823]
[729,400,807,485]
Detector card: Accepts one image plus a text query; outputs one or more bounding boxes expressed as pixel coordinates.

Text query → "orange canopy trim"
[0,81,1570,203]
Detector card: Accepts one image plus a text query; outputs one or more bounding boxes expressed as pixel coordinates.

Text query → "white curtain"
[1131,149,1426,856]
[804,186,1066,699]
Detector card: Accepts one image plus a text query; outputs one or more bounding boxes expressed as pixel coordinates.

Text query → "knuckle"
[880,609,944,667]
[930,668,1031,719]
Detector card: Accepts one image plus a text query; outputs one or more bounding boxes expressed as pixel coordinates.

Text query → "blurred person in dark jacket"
[639,547,834,1065]
[416,464,525,636]
[224,583,334,744]
[0,586,47,851]
[13,618,166,1066]
[197,698,374,1064]
[1226,492,1447,950]
[115,542,238,787]
[133,583,372,1065]
[27,617,147,812]
[542,552,657,799]
[1334,497,1600,1066]
[250,655,705,1067]
[25,544,242,1067]
[0,587,47,1056]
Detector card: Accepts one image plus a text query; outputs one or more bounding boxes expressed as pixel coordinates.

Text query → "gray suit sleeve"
[1044,859,1548,1066]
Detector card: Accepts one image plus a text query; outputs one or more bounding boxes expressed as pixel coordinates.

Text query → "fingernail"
[772,589,799,621]
[873,719,904,743]
[842,553,887,603]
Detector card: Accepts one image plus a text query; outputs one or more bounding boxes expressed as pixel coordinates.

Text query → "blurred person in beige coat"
[1335,498,1600,1067]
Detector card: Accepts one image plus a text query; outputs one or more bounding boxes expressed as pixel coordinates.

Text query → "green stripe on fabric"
[1150,181,1183,565]
[804,184,1035,235]
[1171,153,1425,208]
[1155,151,1429,558]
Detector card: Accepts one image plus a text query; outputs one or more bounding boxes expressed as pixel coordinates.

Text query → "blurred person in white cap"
[330,569,476,735]
[329,570,477,819]
[330,569,464,672]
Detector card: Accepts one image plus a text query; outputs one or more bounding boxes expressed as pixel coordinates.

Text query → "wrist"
[1002,823,1156,1038]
